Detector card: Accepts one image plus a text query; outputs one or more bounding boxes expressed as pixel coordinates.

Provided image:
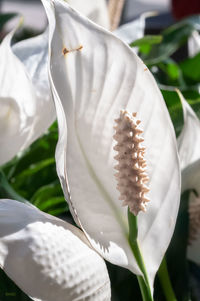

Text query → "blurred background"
[0,0,171,31]
[0,0,199,35]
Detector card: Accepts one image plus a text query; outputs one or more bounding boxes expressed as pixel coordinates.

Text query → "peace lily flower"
[0,23,55,166]
[0,0,110,167]
[176,90,200,265]
[41,0,180,292]
[0,199,111,301]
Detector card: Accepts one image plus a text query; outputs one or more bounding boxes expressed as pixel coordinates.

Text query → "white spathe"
[41,0,180,290]
[0,26,55,166]
[0,199,111,301]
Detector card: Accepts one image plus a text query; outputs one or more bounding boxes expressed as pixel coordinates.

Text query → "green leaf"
[161,89,184,137]
[156,58,185,87]
[130,35,162,47]
[30,182,68,216]
[142,16,200,65]
[180,52,200,82]
[31,182,63,205]
[12,158,55,189]
[1,120,69,217]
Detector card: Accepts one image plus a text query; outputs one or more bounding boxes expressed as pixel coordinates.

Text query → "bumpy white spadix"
[0,199,111,301]
[41,0,180,290]
[114,110,150,216]
[0,23,55,166]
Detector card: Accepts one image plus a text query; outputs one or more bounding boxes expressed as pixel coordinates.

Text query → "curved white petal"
[177,91,200,170]
[42,0,180,288]
[0,199,111,301]
[12,30,55,141]
[0,27,55,166]
[67,0,110,29]
[182,159,200,195]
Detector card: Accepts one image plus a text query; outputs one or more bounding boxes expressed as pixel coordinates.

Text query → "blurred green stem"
[0,170,27,203]
[158,257,177,301]
[128,209,154,301]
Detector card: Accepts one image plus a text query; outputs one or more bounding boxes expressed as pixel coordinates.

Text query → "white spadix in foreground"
[41,0,180,290]
[0,199,111,301]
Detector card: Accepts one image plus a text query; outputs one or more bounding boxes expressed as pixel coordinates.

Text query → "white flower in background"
[114,16,145,45]
[0,24,55,166]
[41,0,180,291]
[176,90,200,265]
[188,30,200,58]
[114,12,156,46]
[67,0,110,29]
[177,90,200,171]
[0,199,111,301]
[0,1,110,167]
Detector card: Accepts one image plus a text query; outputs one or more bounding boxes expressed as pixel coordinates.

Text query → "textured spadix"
[0,25,55,166]
[114,110,150,216]
[0,199,111,301]
[42,0,180,289]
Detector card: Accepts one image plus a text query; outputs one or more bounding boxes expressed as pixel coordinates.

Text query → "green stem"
[0,170,27,203]
[128,209,154,301]
[137,276,153,301]
[158,257,177,301]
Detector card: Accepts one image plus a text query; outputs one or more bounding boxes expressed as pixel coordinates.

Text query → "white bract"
[177,90,200,172]
[41,0,180,291]
[0,24,55,166]
[178,91,200,196]
[177,91,200,265]
[0,199,111,301]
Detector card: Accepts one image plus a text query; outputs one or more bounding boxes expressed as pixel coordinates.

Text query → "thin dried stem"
[108,0,126,31]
